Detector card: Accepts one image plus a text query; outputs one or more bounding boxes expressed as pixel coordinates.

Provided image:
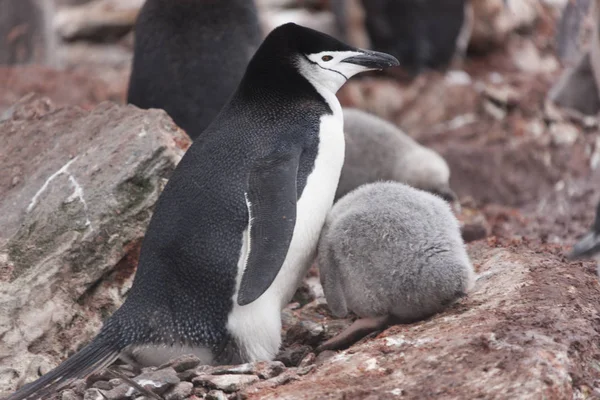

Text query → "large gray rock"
[0,95,190,395]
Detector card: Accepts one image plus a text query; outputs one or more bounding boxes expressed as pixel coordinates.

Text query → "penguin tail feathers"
[3,335,122,400]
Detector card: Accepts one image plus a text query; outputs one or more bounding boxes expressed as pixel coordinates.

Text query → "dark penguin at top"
[568,200,600,275]
[332,0,467,73]
[126,0,262,140]
[6,23,399,400]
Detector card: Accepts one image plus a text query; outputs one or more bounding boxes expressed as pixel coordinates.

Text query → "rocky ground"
[2,0,600,399]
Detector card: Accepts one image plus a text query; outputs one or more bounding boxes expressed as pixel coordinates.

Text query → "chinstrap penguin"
[126,0,262,140]
[317,181,475,351]
[6,23,399,400]
[568,200,600,276]
[335,108,457,203]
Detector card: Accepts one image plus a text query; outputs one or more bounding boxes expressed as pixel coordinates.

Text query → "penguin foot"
[316,315,392,352]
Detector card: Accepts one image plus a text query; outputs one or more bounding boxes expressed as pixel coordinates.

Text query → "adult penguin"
[127,0,262,140]
[6,23,399,400]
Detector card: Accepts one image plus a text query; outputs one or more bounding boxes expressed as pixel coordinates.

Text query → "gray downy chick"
[336,108,457,203]
[318,181,475,351]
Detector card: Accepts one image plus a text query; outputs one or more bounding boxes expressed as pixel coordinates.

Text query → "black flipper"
[237,150,300,306]
[4,334,121,400]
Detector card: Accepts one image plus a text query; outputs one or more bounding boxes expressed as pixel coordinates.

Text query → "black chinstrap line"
[301,54,349,81]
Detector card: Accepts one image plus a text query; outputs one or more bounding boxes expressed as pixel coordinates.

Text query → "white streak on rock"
[27,157,78,212]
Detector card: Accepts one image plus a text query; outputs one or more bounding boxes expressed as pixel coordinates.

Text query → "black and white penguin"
[336,108,457,203]
[568,200,600,275]
[126,0,263,140]
[6,23,399,400]
[317,181,474,351]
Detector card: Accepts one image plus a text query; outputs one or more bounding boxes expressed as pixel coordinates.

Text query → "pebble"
[193,374,260,393]
[206,390,229,400]
[61,389,82,400]
[158,354,201,373]
[164,381,194,400]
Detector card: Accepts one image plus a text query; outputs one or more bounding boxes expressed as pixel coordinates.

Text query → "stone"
[210,361,285,380]
[91,380,112,390]
[164,381,193,400]
[249,361,286,380]
[549,123,580,146]
[470,0,539,52]
[0,95,189,394]
[275,345,313,368]
[62,389,83,400]
[298,353,316,368]
[159,354,201,373]
[284,321,325,347]
[193,374,259,393]
[206,390,228,400]
[134,367,180,395]
[83,388,105,400]
[101,383,134,400]
[457,207,490,243]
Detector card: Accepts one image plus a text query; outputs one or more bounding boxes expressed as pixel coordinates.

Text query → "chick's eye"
[321,55,333,62]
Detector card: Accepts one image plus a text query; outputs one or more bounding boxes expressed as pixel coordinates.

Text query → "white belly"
[226,112,345,362]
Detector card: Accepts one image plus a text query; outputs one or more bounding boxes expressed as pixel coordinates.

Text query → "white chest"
[226,109,345,363]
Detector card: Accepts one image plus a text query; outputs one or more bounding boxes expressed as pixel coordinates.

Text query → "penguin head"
[247,23,399,94]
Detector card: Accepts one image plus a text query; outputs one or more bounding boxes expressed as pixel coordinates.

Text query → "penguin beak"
[343,49,400,70]
[567,232,600,260]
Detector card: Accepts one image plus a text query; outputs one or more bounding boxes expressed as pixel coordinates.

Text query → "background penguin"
[568,200,600,275]
[126,0,262,140]
[6,23,399,400]
[331,0,468,74]
[335,107,457,203]
[318,181,475,351]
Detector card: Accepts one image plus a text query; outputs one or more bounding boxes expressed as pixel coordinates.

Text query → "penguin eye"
[321,55,333,62]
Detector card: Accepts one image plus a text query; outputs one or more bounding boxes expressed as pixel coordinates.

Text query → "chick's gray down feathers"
[319,181,475,322]
[337,108,455,202]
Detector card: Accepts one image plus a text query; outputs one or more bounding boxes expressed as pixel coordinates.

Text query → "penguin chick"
[335,108,457,203]
[6,23,399,400]
[568,200,600,276]
[127,0,262,140]
[318,181,475,351]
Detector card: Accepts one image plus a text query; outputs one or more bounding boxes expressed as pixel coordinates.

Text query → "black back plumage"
[5,23,356,400]
[126,0,262,140]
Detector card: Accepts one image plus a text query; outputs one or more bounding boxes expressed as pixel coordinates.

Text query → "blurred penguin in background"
[127,0,262,140]
[336,108,457,203]
[332,0,471,74]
